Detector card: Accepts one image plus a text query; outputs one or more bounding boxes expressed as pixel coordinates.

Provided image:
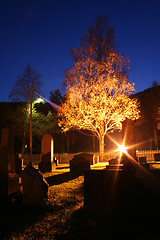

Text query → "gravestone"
[109,157,120,165]
[73,153,94,164]
[8,128,16,173]
[0,127,20,203]
[122,118,136,161]
[93,154,99,164]
[15,153,23,175]
[84,165,160,214]
[21,163,49,205]
[69,153,91,174]
[154,153,160,161]
[0,128,8,173]
[107,157,123,170]
[139,156,147,164]
[0,127,22,174]
[38,134,56,173]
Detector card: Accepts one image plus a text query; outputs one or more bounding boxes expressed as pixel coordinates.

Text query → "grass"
[1,163,160,239]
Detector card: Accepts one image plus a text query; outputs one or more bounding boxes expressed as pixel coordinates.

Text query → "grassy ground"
[1,163,160,239]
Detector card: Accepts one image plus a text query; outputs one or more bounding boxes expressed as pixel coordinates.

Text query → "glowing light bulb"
[118,144,127,155]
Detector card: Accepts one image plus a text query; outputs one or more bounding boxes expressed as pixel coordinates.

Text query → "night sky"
[1,0,160,102]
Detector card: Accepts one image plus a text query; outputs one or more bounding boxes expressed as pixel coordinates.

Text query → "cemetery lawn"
[1,163,160,239]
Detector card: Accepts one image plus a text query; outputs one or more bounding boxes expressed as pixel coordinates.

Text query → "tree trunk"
[21,89,30,156]
[92,136,96,152]
[21,104,28,155]
[66,132,70,153]
[99,135,104,161]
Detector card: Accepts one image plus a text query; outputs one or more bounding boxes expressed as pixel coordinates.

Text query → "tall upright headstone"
[21,163,49,205]
[0,128,9,201]
[0,127,20,203]
[38,134,56,172]
[8,128,16,173]
[0,128,8,171]
[122,118,136,160]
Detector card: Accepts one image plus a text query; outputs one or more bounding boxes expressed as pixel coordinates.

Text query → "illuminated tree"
[14,101,58,153]
[59,16,140,159]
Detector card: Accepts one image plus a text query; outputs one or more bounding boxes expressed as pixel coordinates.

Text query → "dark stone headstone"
[109,157,120,165]
[0,128,9,173]
[139,156,147,164]
[73,153,94,164]
[21,163,49,205]
[154,153,160,161]
[8,128,16,173]
[38,134,56,173]
[69,153,91,174]
[84,163,160,214]
[15,153,22,175]
[0,127,20,204]
[0,127,17,174]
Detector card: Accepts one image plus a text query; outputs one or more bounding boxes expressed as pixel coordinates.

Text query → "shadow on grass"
[56,166,70,170]
[0,198,56,240]
[46,171,83,186]
[56,207,160,240]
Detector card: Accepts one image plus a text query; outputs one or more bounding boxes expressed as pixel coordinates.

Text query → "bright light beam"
[118,143,127,159]
[34,91,62,112]
[34,98,44,104]
[106,133,160,198]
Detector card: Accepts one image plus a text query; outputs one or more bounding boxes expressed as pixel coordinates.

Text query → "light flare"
[105,133,160,207]
[34,98,44,104]
[34,92,62,112]
[118,143,127,158]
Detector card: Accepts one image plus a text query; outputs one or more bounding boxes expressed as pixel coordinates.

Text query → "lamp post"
[30,81,33,163]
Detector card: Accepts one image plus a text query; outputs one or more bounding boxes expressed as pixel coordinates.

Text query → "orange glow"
[58,45,140,160]
[118,144,127,158]
[107,133,148,166]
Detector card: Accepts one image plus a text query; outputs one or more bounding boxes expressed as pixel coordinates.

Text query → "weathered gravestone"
[38,134,56,173]
[139,156,147,164]
[93,154,99,164]
[69,153,92,174]
[0,127,15,173]
[21,163,49,205]
[154,153,160,161]
[0,127,20,204]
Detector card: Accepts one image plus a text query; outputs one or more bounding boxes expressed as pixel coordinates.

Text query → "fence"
[136,150,160,162]
[23,150,160,165]
[56,150,160,163]
[23,153,76,165]
[103,150,160,162]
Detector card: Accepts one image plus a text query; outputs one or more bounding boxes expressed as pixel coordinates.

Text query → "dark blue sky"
[1,0,160,102]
